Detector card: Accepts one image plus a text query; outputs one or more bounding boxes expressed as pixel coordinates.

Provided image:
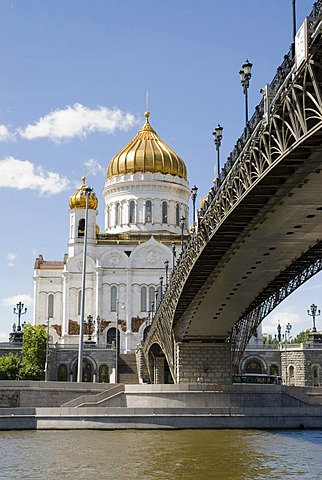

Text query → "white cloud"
[0,332,8,342]
[0,156,70,195]
[262,310,302,336]
[6,253,18,267]
[0,124,14,142]
[18,103,138,142]
[84,158,105,176]
[1,294,33,307]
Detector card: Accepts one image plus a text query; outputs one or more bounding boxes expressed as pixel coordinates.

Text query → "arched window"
[288,365,295,385]
[141,287,147,312]
[48,294,54,319]
[129,201,136,224]
[245,359,263,374]
[99,364,109,383]
[176,204,180,226]
[57,364,68,382]
[312,365,320,386]
[149,287,155,310]
[162,201,168,224]
[107,327,120,352]
[115,203,121,226]
[111,286,117,312]
[78,218,85,237]
[145,200,152,223]
[77,290,82,315]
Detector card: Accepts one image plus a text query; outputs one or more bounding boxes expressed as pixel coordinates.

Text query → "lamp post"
[191,185,198,228]
[44,317,50,381]
[212,125,223,180]
[292,0,296,42]
[180,215,185,251]
[155,290,159,309]
[285,323,292,342]
[86,314,94,341]
[115,299,120,383]
[277,323,282,342]
[159,276,164,301]
[172,242,176,269]
[13,301,27,332]
[239,60,253,125]
[164,260,169,287]
[77,184,94,383]
[96,315,100,345]
[307,304,321,333]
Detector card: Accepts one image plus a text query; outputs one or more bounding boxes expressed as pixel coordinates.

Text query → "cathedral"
[32,111,191,358]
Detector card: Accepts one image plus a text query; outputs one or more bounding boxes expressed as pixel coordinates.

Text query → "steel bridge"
[142,2,322,384]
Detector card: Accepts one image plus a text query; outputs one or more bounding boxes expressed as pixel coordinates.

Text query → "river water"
[0,429,321,479]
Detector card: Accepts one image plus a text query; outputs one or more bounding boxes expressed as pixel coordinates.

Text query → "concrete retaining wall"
[1,381,322,430]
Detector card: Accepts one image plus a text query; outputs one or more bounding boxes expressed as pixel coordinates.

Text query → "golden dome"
[106,112,187,180]
[69,177,98,210]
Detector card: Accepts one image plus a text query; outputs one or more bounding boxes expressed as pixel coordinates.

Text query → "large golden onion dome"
[106,112,187,180]
[69,177,98,210]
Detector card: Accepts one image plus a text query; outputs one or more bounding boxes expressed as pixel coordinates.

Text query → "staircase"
[117,353,139,384]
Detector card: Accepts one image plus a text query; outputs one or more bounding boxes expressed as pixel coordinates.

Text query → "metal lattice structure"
[143,3,322,380]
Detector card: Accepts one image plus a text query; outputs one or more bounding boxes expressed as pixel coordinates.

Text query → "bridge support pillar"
[176,342,231,384]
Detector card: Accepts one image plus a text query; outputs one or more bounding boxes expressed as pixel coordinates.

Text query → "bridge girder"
[143,6,322,376]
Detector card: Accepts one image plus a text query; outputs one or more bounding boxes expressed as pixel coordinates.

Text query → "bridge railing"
[146,1,322,345]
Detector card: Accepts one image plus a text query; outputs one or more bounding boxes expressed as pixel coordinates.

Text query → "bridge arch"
[240,355,267,375]
[147,343,173,384]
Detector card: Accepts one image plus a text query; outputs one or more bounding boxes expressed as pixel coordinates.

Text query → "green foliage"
[20,324,48,381]
[291,329,310,344]
[0,353,21,380]
[263,336,279,345]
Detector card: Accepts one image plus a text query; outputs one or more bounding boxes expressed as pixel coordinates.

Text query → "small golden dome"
[106,112,187,180]
[69,177,98,210]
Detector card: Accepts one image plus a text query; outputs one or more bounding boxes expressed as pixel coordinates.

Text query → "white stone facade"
[33,117,191,353]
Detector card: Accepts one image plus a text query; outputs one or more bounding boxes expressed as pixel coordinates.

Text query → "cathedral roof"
[106,112,187,180]
[69,177,98,210]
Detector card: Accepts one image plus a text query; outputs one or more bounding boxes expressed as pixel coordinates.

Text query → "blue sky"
[0,0,319,342]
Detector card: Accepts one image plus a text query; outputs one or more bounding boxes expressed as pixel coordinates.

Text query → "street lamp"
[191,185,198,228]
[277,323,282,342]
[180,215,185,250]
[164,260,169,287]
[292,0,296,42]
[77,184,95,383]
[115,299,120,383]
[86,314,94,341]
[44,317,50,382]
[96,315,101,345]
[172,241,176,269]
[13,301,27,332]
[285,323,292,342]
[212,125,223,180]
[159,276,164,300]
[307,304,321,333]
[239,59,253,125]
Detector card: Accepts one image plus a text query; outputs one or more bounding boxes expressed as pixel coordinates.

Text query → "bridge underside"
[176,146,322,342]
[142,11,322,383]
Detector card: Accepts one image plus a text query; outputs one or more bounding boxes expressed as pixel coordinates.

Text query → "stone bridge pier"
[176,342,232,384]
[145,341,232,384]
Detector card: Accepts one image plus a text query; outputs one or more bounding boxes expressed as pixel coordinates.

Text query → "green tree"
[0,353,21,380]
[20,324,48,380]
[263,336,279,345]
[291,329,310,344]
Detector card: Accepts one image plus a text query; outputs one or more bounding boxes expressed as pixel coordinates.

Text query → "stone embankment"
[1,381,322,430]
